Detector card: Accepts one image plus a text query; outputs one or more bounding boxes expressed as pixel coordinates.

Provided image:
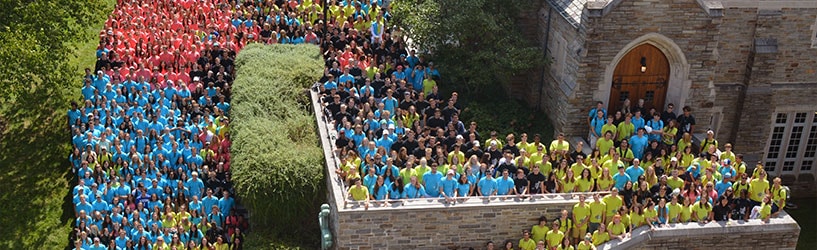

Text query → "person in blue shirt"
[184,172,205,199]
[323,75,338,90]
[371,176,389,201]
[405,176,427,199]
[406,50,421,68]
[392,65,408,81]
[218,190,235,217]
[440,170,459,202]
[389,178,407,199]
[625,159,645,182]
[589,110,605,147]
[612,165,632,190]
[645,113,664,142]
[457,172,473,197]
[715,173,733,197]
[686,162,702,179]
[629,128,649,159]
[631,111,646,131]
[201,189,219,215]
[495,169,515,195]
[423,163,444,197]
[478,172,498,197]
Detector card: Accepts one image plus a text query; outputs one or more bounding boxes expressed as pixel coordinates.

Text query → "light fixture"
[640,56,647,73]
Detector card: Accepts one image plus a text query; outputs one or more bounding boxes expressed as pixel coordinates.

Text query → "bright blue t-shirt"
[496,177,515,195]
[478,177,497,196]
[612,172,631,190]
[423,172,444,197]
[629,134,649,159]
[625,166,645,183]
[440,177,458,197]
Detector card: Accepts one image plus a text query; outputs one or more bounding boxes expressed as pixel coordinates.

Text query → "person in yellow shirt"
[666,168,684,191]
[588,193,606,233]
[518,230,537,250]
[603,188,624,221]
[518,133,531,155]
[616,113,635,142]
[528,134,547,157]
[591,223,610,246]
[607,214,627,241]
[596,131,615,157]
[571,158,589,178]
[558,237,574,250]
[484,131,504,150]
[531,216,550,243]
[530,145,547,166]
[348,178,370,210]
[770,177,786,217]
[601,116,617,141]
[748,170,769,206]
[153,237,169,250]
[577,233,596,250]
[546,221,565,249]
[550,133,571,158]
[572,194,591,244]
[575,169,594,192]
[751,195,774,223]
[667,195,683,223]
[616,139,635,164]
[691,199,713,224]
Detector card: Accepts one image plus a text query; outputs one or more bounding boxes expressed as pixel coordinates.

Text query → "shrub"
[230,44,325,244]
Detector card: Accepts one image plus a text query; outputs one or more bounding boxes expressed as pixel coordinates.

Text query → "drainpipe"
[538,0,553,112]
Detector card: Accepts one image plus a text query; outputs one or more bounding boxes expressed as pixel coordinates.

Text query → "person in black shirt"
[513,169,529,198]
[495,151,517,178]
[426,108,446,129]
[527,165,547,195]
[676,106,696,140]
[713,196,731,221]
[465,141,484,160]
[731,189,751,221]
[661,103,677,125]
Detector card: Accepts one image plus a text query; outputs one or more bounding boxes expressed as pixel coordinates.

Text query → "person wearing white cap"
[440,169,458,203]
[701,129,718,152]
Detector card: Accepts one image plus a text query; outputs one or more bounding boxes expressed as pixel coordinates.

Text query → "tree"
[391,0,544,95]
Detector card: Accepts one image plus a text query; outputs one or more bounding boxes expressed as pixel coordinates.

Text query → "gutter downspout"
[538,0,553,111]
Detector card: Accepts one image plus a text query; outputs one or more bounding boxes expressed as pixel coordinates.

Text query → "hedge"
[230,43,325,242]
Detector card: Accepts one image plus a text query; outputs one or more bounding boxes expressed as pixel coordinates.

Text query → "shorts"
[572,225,587,239]
[588,222,600,235]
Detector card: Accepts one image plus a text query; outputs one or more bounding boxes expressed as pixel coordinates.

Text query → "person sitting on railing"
[607,214,628,241]
[750,194,774,223]
[348,178,369,210]
[591,223,610,246]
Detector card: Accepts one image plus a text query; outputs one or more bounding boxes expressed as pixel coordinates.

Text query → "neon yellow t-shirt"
[680,205,692,222]
[617,122,635,141]
[760,202,772,219]
[603,195,623,217]
[573,202,591,227]
[629,212,645,228]
[589,201,606,223]
[771,186,787,209]
[692,202,711,222]
[597,138,614,156]
[577,241,594,250]
[667,177,684,190]
[596,177,613,191]
[576,178,594,192]
[349,185,369,201]
[571,163,587,178]
[546,230,565,248]
[519,238,537,250]
[749,179,769,202]
[550,140,570,153]
[531,225,549,243]
[668,203,682,223]
[562,180,576,193]
[592,230,610,245]
[602,124,617,139]
[607,221,626,236]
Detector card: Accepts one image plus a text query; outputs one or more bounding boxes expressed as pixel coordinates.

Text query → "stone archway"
[595,33,692,113]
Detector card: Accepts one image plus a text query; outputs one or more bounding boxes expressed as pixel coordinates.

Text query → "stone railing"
[310,88,801,249]
[599,212,800,250]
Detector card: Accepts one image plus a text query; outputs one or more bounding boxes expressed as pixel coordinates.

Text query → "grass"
[0,0,114,248]
[788,197,817,249]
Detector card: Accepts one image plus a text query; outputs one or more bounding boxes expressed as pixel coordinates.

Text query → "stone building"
[512,0,817,193]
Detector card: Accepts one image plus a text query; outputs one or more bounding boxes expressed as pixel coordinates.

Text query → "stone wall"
[600,212,800,250]
[335,200,577,250]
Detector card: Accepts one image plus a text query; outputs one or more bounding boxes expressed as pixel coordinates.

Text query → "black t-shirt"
[514,178,529,194]
[713,204,730,221]
[676,114,696,133]
[527,172,546,194]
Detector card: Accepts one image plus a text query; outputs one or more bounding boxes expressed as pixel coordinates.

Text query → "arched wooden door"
[610,44,670,113]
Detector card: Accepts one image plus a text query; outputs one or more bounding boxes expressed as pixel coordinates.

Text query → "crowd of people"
[315,6,789,248]
[70,0,401,248]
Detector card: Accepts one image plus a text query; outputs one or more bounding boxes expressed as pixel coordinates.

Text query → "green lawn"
[0,0,114,248]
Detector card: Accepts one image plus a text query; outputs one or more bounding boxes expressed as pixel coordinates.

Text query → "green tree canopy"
[391,0,544,94]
